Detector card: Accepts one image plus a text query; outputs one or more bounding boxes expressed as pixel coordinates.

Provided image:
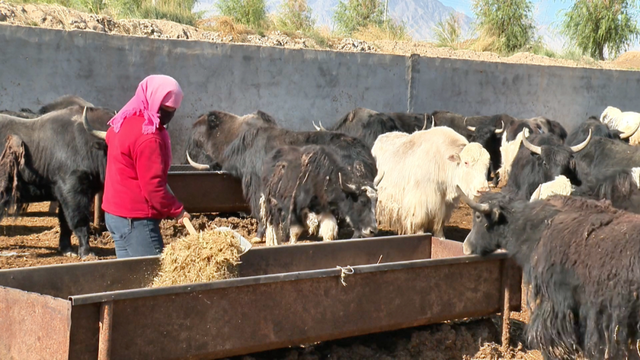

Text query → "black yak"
[459,188,640,360]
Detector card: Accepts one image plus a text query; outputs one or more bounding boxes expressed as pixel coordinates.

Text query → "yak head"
[334,171,384,238]
[521,130,591,188]
[465,119,504,150]
[450,142,491,199]
[456,187,507,256]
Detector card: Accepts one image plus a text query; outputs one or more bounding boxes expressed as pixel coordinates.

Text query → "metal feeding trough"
[0,235,521,360]
[166,166,250,214]
[89,166,247,226]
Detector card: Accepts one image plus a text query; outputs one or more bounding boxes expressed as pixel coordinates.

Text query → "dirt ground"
[0,200,540,359]
[0,200,471,269]
[2,1,640,71]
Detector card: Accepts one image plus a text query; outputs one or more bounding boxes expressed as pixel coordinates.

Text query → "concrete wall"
[1,24,639,162]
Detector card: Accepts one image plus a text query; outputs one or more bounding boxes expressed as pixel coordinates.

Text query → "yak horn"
[620,122,640,139]
[312,120,321,131]
[421,114,428,130]
[495,120,505,134]
[456,185,491,214]
[338,172,356,192]
[570,129,592,153]
[186,151,211,170]
[374,170,385,188]
[464,118,476,132]
[522,134,542,155]
[319,121,327,131]
[82,107,107,140]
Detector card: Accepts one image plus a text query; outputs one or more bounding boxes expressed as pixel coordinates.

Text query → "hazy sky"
[442,0,572,26]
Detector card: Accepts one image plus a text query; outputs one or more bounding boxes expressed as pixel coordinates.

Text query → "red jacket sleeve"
[133,138,184,218]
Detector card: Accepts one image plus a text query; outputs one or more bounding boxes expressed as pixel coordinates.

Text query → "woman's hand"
[176,210,191,225]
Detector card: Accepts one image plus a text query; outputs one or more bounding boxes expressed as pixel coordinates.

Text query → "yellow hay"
[150,229,242,288]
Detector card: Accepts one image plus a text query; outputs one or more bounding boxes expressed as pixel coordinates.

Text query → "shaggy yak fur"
[573,167,640,214]
[184,110,279,168]
[261,145,378,245]
[221,125,378,241]
[0,106,113,258]
[318,107,431,148]
[371,127,490,238]
[462,192,640,360]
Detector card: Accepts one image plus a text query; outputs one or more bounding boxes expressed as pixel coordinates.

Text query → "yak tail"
[0,135,28,220]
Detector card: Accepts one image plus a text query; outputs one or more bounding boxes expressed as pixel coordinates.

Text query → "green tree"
[560,0,640,60]
[332,0,384,35]
[274,0,316,32]
[472,0,536,54]
[216,0,266,29]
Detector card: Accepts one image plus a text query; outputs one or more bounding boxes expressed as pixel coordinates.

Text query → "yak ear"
[447,153,461,163]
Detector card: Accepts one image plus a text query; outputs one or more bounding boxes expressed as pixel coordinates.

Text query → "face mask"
[159,107,175,126]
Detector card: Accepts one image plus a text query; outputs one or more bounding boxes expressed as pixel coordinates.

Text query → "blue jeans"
[105,212,163,259]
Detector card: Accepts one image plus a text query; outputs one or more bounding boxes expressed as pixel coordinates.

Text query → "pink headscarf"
[108,74,184,134]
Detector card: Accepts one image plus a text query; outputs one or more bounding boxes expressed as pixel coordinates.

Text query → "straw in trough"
[150,228,243,288]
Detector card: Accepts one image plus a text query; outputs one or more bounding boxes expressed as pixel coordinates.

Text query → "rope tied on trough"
[337,265,354,286]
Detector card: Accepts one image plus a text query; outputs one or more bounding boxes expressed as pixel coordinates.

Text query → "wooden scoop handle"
[182,217,197,236]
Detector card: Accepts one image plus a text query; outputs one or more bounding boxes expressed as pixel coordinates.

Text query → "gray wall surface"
[1,24,639,162]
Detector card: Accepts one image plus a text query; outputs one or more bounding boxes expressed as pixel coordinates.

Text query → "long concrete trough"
[0,234,522,360]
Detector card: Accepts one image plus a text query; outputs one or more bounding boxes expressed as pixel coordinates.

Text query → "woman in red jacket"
[102,74,190,258]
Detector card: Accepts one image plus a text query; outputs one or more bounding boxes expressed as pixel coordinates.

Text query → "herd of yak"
[2,95,640,359]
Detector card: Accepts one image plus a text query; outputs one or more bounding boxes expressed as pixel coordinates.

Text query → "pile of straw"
[150,229,243,288]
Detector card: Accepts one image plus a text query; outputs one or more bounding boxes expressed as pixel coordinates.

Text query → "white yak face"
[449,142,491,198]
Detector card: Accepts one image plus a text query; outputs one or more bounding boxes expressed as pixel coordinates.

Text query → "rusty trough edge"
[98,301,113,360]
[69,251,510,306]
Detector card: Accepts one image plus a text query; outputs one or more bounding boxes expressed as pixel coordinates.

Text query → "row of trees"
[216,0,407,37]
[215,0,638,60]
[42,0,638,59]
[468,0,639,60]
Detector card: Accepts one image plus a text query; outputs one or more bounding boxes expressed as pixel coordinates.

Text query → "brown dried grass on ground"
[150,229,242,288]
[197,16,252,37]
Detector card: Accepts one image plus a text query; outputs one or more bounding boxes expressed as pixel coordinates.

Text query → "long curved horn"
[570,129,592,153]
[319,121,327,131]
[464,117,476,132]
[82,107,107,140]
[312,121,321,131]
[421,114,428,130]
[522,134,542,155]
[186,151,211,170]
[456,185,491,214]
[494,120,505,134]
[374,170,385,188]
[339,172,357,192]
[619,122,640,139]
